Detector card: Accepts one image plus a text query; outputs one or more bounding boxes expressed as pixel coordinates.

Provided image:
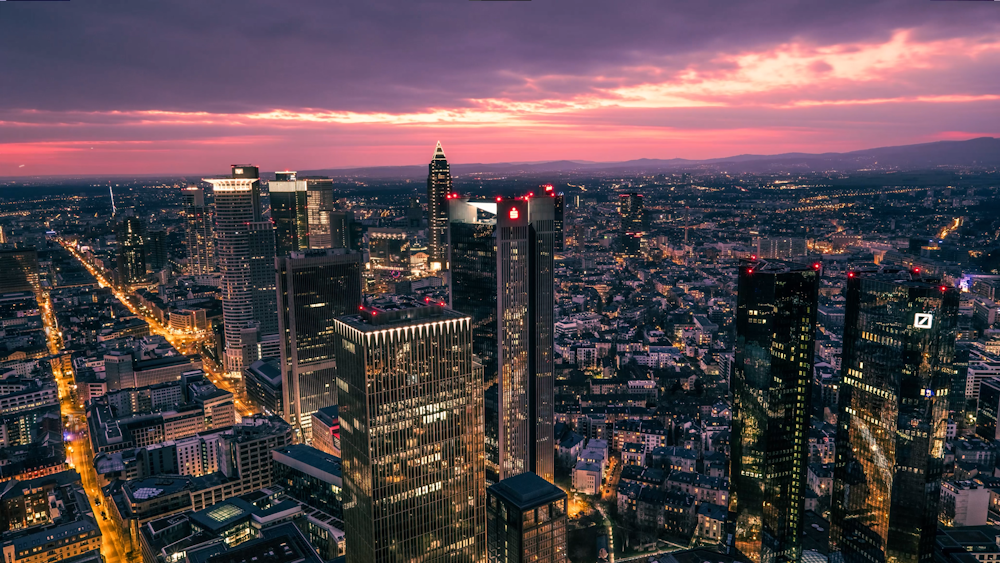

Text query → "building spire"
[433,141,446,160]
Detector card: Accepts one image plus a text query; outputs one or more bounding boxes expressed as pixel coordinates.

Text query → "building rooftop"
[337,295,468,331]
[272,444,341,484]
[488,471,566,511]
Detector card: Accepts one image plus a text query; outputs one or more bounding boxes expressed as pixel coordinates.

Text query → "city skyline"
[1,0,999,175]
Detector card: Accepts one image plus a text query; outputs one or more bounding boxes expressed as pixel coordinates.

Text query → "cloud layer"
[1,0,998,175]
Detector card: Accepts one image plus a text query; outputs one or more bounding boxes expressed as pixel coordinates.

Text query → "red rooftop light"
[528,192,534,197]
[848,272,855,278]
[544,184,554,192]
[438,301,446,306]
[751,255,757,260]
[913,267,921,274]
[496,196,503,202]
[812,263,821,270]
[358,305,364,311]
[940,285,948,292]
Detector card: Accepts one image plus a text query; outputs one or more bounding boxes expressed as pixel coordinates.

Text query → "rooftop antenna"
[110,184,117,218]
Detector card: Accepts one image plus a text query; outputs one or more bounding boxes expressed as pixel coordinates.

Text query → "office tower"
[117,216,147,285]
[277,249,363,442]
[270,171,309,255]
[334,296,485,563]
[330,210,354,250]
[245,357,283,415]
[730,259,819,563]
[450,195,555,484]
[368,228,410,272]
[829,267,959,563]
[618,193,644,256]
[427,141,452,270]
[486,472,567,563]
[0,246,39,294]
[976,378,1000,441]
[407,196,423,228]
[205,164,276,375]
[553,194,565,252]
[305,177,335,249]
[145,229,168,271]
[182,186,215,275]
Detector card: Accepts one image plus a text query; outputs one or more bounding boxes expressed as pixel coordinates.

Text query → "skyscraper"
[205,165,277,375]
[486,472,568,563]
[0,246,39,294]
[116,216,146,285]
[553,193,565,252]
[181,186,215,275]
[270,171,309,255]
[144,229,167,272]
[330,210,355,250]
[334,296,485,563]
[830,267,958,563]
[618,193,644,256]
[427,141,452,270]
[277,248,363,442]
[305,177,335,249]
[450,195,555,484]
[731,259,819,563]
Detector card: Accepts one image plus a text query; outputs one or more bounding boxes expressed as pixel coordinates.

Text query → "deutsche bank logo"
[914,313,934,329]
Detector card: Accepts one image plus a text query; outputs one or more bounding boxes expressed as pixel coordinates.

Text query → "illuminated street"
[56,238,256,418]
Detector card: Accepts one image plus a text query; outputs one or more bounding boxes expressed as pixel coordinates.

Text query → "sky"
[1,0,999,176]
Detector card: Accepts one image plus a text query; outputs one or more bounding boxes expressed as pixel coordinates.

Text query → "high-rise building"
[553,194,565,252]
[334,296,485,562]
[329,210,354,250]
[205,165,276,375]
[277,249,362,442]
[427,141,452,270]
[486,471,567,563]
[618,193,644,256]
[116,216,147,285]
[731,259,819,563]
[305,177,335,249]
[754,237,808,259]
[829,267,959,563]
[181,186,215,275]
[145,229,168,272]
[0,246,39,294]
[450,195,555,484]
[270,171,309,255]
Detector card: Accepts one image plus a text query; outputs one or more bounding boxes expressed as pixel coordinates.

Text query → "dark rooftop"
[487,471,566,511]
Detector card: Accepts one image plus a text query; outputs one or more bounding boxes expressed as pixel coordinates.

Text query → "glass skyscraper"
[277,248,363,443]
[182,186,215,275]
[116,216,146,285]
[334,296,485,563]
[618,193,644,256]
[270,171,309,255]
[427,141,452,270]
[305,177,335,249]
[731,259,819,563]
[450,195,555,485]
[830,267,958,563]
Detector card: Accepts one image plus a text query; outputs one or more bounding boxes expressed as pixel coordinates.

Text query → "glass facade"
[486,472,567,563]
[335,298,485,563]
[427,142,452,269]
[277,249,363,442]
[0,246,39,294]
[829,268,959,563]
[618,193,644,256]
[182,186,215,275]
[731,260,818,563]
[116,216,146,285]
[306,178,335,249]
[450,196,555,485]
[270,175,309,255]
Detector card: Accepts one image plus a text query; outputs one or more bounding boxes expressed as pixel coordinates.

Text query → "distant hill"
[298,137,1000,178]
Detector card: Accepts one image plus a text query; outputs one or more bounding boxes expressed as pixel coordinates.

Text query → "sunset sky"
[1,0,999,176]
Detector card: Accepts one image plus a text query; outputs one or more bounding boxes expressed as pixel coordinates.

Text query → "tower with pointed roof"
[427,141,452,270]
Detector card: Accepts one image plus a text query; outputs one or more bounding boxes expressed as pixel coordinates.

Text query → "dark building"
[329,210,355,250]
[144,230,168,272]
[618,193,644,256]
[181,186,214,275]
[270,171,309,255]
[271,444,343,520]
[407,196,423,228]
[116,216,146,285]
[244,357,283,416]
[553,192,565,252]
[829,267,959,563]
[0,246,39,294]
[334,296,485,563]
[276,249,363,443]
[427,141,452,270]
[486,471,567,563]
[450,195,555,485]
[731,259,819,563]
[304,177,335,249]
[976,378,1000,442]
